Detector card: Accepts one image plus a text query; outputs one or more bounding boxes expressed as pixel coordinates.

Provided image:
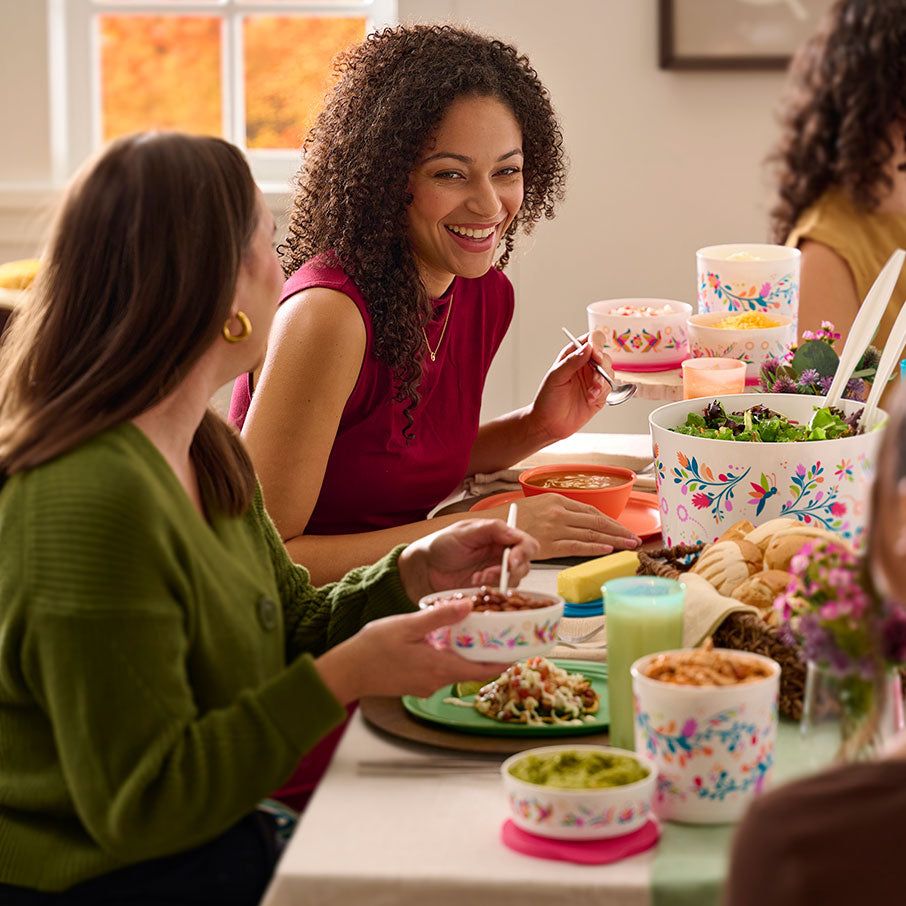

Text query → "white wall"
[1,0,789,430]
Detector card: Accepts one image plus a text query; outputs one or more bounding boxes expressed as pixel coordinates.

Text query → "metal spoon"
[561,327,638,406]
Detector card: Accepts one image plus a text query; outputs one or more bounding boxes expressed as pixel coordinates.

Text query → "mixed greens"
[671,400,862,443]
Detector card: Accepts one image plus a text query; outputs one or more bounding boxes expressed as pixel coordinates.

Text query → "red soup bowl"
[518,463,636,520]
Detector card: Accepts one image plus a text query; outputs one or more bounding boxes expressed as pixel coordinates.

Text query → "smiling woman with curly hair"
[770,0,906,350]
[231,24,640,593]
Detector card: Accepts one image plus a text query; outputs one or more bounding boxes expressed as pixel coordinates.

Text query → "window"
[50,0,396,189]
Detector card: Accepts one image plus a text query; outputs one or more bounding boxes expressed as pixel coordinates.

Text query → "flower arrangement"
[776,539,906,759]
[759,320,881,401]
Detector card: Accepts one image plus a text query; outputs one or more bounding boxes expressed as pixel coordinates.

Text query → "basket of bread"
[638,517,847,719]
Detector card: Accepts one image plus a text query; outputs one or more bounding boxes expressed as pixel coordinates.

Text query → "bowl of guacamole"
[500,745,657,840]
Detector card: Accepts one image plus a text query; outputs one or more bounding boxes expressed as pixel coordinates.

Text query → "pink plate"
[470,489,661,539]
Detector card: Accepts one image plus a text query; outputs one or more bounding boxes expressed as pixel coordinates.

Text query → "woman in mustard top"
[0,132,537,904]
[770,0,906,350]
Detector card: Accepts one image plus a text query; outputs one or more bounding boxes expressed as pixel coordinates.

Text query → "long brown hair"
[282,24,567,439]
[0,132,257,515]
[769,0,906,243]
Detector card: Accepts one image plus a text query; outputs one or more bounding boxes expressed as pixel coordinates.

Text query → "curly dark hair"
[769,0,906,243]
[281,24,567,438]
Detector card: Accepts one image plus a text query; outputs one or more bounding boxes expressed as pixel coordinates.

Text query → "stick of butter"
[557,551,640,603]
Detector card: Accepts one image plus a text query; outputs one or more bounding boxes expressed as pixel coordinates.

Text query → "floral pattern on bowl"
[650,394,883,549]
[501,745,657,840]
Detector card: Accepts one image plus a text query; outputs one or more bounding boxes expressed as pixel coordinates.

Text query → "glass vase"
[800,661,905,768]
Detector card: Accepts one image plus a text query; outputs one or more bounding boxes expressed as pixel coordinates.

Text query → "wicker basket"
[638,544,806,720]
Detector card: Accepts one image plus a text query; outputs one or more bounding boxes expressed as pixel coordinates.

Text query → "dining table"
[260,433,813,906]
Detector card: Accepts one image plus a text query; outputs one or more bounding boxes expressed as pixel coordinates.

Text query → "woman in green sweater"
[0,132,538,904]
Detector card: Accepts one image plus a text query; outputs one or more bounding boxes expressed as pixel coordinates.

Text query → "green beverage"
[604,577,685,749]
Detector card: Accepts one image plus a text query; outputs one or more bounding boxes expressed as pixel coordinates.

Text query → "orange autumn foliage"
[100,14,365,150]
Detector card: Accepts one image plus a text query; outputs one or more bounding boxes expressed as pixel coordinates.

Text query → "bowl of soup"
[501,744,656,839]
[419,586,563,662]
[518,463,636,519]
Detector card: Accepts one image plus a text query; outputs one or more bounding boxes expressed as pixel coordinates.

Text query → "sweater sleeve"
[248,487,418,660]
[18,471,347,864]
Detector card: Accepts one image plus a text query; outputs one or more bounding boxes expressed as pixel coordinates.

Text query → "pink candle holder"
[681,357,746,399]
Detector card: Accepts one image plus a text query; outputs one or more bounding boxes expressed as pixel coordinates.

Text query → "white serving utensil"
[820,249,905,412]
[561,326,637,406]
[498,502,518,595]
[860,296,906,429]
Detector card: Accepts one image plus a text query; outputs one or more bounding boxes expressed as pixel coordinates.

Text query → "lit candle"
[682,357,746,399]
[605,577,685,750]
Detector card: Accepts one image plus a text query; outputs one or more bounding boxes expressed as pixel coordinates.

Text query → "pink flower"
[759,282,772,297]
[830,502,847,516]
[681,718,697,738]
[692,492,713,510]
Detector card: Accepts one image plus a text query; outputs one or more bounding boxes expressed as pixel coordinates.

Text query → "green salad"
[671,400,862,443]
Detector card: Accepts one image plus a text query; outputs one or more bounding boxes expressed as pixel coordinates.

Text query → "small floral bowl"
[687,312,796,385]
[587,298,692,372]
[419,587,563,663]
[501,744,657,840]
[631,649,780,824]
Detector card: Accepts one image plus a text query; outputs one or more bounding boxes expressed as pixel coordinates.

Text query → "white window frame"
[48,0,396,192]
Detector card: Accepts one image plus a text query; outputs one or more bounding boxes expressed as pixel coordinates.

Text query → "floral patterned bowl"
[650,393,886,550]
[686,312,796,384]
[587,298,692,372]
[419,588,563,663]
[631,649,780,824]
[696,243,800,330]
[501,744,657,840]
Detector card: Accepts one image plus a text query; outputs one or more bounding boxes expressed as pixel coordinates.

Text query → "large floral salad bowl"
[649,393,886,549]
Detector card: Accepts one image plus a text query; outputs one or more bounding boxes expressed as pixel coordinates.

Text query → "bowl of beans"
[587,298,692,372]
[419,586,564,662]
[687,311,796,384]
[630,643,780,824]
[518,463,636,519]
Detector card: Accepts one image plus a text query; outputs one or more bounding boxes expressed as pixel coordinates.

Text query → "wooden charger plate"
[361,696,611,755]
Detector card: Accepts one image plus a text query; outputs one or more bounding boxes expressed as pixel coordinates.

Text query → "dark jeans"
[0,812,279,906]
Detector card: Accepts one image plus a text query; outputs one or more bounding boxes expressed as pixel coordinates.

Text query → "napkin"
[680,572,760,648]
[551,615,607,662]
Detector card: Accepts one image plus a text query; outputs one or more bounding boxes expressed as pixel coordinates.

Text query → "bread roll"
[732,570,794,612]
[763,527,841,572]
[691,539,763,596]
[718,519,755,544]
[743,518,800,552]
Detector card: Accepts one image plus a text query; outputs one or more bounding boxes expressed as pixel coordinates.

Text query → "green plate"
[402,659,609,737]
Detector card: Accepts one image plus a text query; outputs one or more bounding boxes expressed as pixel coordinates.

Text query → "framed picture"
[659,0,836,71]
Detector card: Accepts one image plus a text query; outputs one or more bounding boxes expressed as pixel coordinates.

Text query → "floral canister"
[587,298,691,372]
[696,244,800,330]
[649,393,885,550]
[632,649,781,824]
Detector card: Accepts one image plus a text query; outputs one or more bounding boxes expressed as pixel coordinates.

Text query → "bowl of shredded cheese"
[687,311,796,384]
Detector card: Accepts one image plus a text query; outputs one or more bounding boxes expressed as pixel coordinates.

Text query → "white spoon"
[498,502,518,595]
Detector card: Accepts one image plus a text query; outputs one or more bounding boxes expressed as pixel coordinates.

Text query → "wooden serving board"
[360,695,611,756]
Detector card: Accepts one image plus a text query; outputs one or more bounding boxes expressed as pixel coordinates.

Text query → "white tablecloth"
[261,564,654,906]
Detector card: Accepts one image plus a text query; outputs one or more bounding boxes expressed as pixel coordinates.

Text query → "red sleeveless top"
[230,258,514,534]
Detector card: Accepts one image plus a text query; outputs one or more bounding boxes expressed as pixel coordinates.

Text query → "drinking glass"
[682,357,746,399]
[604,577,685,750]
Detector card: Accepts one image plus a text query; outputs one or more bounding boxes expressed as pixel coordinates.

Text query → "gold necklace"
[423,293,454,362]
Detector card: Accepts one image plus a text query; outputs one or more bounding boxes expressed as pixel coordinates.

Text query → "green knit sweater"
[0,422,414,891]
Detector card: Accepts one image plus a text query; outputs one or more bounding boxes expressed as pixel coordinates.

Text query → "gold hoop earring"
[222,311,252,344]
